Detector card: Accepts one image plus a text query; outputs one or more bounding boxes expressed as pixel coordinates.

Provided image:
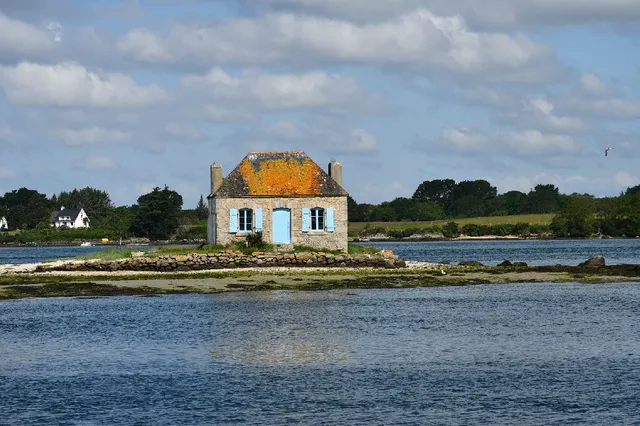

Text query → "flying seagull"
[605,146,614,157]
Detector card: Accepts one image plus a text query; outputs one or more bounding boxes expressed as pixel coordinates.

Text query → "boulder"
[578,256,605,268]
[459,260,484,267]
[497,260,512,267]
[513,262,528,267]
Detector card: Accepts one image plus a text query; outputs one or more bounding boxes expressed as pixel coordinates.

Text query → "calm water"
[364,239,640,266]
[0,245,154,265]
[1,284,640,425]
[2,239,640,266]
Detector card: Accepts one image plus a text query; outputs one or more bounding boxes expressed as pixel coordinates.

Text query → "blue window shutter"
[326,208,335,232]
[229,208,238,233]
[255,208,263,232]
[302,208,311,232]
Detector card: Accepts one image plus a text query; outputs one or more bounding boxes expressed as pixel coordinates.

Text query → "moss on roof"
[214,151,348,197]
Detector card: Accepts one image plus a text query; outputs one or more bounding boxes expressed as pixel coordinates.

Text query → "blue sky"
[1,0,639,208]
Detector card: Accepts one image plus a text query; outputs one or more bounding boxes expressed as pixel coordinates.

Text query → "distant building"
[0,216,8,231]
[207,151,348,251]
[50,207,90,229]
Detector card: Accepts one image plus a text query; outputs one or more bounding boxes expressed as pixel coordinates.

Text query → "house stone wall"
[211,196,348,252]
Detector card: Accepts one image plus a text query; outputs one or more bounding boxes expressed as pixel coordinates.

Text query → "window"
[310,207,325,231]
[239,208,253,232]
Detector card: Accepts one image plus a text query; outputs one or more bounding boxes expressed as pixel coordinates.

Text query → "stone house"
[207,151,348,251]
[50,207,90,229]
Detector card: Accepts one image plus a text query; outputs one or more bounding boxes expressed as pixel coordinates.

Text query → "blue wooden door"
[272,208,291,244]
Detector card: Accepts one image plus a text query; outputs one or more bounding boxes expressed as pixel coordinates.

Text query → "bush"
[442,221,460,238]
[387,227,421,239]
[246,231,266,248]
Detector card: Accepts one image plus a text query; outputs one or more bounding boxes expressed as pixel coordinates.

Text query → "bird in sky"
[605,146,614,157]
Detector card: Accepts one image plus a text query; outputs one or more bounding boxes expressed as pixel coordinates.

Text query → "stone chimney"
[328,160,343,187]
[210,163,223,194]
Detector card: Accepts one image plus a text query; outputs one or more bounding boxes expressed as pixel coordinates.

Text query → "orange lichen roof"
[214,151,348,197]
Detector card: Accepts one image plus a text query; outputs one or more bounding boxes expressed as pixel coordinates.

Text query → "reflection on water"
[2,284,640,425]
[210,291,352,365]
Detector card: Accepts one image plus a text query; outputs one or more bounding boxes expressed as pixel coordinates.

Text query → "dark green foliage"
[387,228,421,239]
[412,178,456,210]
[0,187,51,230]
[195,195,208,220]
[442,221,460,238]
[551,196,596,238]
[130,186,183,240]
[100,206,136,239]
[527,184,562,214]
[174,224,207,240]
[246,231,267,248]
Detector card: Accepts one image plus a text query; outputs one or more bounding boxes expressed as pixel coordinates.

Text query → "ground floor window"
[239,208,253,232]
[311,207,325,231]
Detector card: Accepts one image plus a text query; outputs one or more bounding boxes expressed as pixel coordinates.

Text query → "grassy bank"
[348,214,554,238]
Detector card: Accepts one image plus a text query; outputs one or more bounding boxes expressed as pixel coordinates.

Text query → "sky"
[1,0,639,208]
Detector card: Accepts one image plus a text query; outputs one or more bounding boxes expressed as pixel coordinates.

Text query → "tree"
[130,186,183,240]
[412,179,456,211]
[102,206,136,242]
[54,187,113,223]
[625,184,640,196]
[449,180,497,217]
[526,184,561,213]
[0,187,51,229]
[499,191,528,216]
[551,196,595,237]
[195,195,208,221]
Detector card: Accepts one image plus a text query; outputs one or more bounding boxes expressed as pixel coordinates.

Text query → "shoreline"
[1,261,639,300]
[0,235,635,248]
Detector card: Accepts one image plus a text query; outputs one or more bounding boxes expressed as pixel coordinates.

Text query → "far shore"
[1,259,639,300]
[1,234,637,248]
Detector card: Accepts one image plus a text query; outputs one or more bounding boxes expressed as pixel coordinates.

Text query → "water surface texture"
[1,284,640,425]
[364,239,640,266]
[0,245,151,265]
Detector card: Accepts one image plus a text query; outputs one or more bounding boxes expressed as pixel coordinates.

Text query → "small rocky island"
[1,248,639,300]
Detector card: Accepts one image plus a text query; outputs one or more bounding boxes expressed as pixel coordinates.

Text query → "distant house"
[50,207,90,229]
[0,216,7,231]
[207,151,348,251]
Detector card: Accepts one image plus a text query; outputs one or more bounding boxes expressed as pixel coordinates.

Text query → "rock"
[131,251,145,258]
[513,262,528,267]
[497,260,513,267]
[578,256,605,268]
[459,260,484,267]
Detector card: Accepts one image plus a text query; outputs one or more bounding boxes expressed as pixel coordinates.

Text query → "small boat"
[80,242,92,247]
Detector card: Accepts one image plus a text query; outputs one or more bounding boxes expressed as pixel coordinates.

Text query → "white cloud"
[614,170,640,187]
[0,62,168,108]
[579,73,610,96]
[223,120,379,156]
[119,9,561,82]
[556,73,640,120]
[76,156,119,172]
[0,12,54,56]
[0,166,16,179]
[181,68,380,113]
[58,127,132,146]
[500,96,586,133]
[439,127,581,157]
[248,0,640,29]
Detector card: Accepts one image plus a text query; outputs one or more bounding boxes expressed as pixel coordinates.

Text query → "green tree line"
[1,179,639,241]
